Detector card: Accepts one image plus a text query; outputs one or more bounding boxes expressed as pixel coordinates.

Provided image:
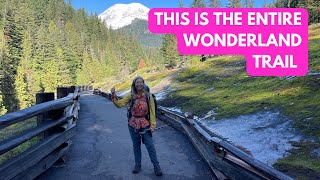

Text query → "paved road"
[38,91,214,180]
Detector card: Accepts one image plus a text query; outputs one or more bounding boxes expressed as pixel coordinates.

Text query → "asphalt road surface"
[37,91,215,180]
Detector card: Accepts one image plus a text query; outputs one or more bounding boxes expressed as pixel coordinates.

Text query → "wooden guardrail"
[0,86,83,180]
[94,89,293,180]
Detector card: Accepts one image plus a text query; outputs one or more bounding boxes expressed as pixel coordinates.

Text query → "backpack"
[127,92,158,121]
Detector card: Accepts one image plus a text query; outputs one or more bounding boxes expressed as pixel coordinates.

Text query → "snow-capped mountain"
[98,3,150,29]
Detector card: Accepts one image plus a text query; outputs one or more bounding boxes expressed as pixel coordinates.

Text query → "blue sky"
[71,0,272,15]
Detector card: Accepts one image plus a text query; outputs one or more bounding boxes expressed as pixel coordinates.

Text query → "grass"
[0,117,40,165]
[274,141,320,179]
[159,24,320,178]
[93,66,176,92]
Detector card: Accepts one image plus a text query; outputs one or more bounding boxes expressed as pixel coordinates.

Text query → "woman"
[110,76,163,176]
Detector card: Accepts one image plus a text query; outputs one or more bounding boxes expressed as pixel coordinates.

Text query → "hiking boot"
[132,164,141,174]
[154,165,163,176]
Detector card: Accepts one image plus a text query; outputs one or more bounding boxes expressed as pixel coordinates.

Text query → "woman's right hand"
[111,87,115,95]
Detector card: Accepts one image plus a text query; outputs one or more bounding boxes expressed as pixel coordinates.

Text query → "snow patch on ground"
[199,111,302,165]
[162,101,302,165]
[154,91,167,101]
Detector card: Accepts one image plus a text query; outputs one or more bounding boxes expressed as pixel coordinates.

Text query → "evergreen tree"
[0,0,151,111]
[14,65,31,109]
[179,1,185,8]
[0,93,7,115]
[263,0,268,7]
[76,51,92,84]
[297,0,319,24]
[273,0,297,7]
[29,0,49,26]
[64,21,82,83]
[32,23,52,93]
[272,0,319,24]
[14,31,34,108]
[192,0,206,7]
[0,14,7,115]
[43,58,59,92]
[243,0,254,7]
[160,35,180,68]
[228,0,242,7]
[56,47,72,86]
[209,0,222,7]
[14,0,36,34]
[0,6,21,112]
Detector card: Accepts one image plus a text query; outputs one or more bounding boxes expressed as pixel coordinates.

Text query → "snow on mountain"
[98,3,150,29]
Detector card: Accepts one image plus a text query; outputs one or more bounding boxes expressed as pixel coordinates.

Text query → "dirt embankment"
[150,69,181,94]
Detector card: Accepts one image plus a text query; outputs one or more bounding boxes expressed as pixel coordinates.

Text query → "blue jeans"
[128,125,159,166]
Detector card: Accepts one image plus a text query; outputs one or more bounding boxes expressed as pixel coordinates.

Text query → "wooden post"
[57,87,68,99]
[68,86,75,94]
[36,92,54,139]
[71,85,76,91]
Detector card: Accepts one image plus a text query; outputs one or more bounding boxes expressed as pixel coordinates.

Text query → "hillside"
[159,23,320,179]
[117,19,163,48]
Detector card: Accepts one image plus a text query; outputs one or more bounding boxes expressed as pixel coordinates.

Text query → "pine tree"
[56,47,72,86]
[192,0,206,7]
[0,16,7,115]
[228,0,242,7]
[14,31,34,109]
[0,6,21,112]
[297,0,319,24]
[64,21,82,84]
[32,23,51,93]
[273,0,289,7]
[243,0,254,7]
[0,93,7,115]
[29,0,49,26]
[209,0,222,7]
[263,0,268,7]
[250,0,255,7]
[243,0,250,7]
[273,0,319,24]
[160,35,180,68]
[13,0,36,33]
[43,58,59,92]
[14,65,31,109]
[0,0,152,111]
[76,51,92,85]
[179,1,185,8]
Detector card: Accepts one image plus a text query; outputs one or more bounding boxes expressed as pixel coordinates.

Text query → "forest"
[0,0,165,115]
[0,0,318,116]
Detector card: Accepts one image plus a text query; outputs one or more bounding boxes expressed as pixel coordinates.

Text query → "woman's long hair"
[131,76,145,98]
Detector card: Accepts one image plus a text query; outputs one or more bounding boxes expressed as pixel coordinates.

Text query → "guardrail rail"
[0,86,82,180]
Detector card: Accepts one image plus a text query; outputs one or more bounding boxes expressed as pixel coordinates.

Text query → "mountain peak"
[98,3,150,29]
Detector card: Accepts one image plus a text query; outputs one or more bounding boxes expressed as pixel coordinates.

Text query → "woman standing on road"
[110,76,163,176]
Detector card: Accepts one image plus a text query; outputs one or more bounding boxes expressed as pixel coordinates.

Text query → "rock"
[207,87,215,91]
[203,109,218,119]
[234,82,241,86]
[184,112,195,119]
